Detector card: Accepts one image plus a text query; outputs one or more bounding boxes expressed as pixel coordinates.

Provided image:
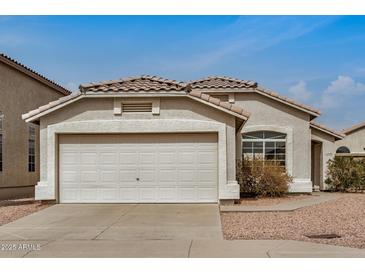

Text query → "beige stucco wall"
[232,92,312,192]
[336,128,365,153]
[0,61,66,198]
[37,96,239,201]
[311,128,336,190]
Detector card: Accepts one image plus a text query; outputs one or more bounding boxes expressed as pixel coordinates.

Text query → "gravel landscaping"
[0,199,50,226]
[221,193,365,249]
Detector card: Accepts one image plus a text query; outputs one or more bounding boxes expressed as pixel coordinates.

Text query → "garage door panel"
[178,151,197,164]
[59,133,217,203]
[158,187,177,200]
[198,187,216,198]
[139,187,156,201]
[139,169,156,184]
[119,152,138,164]
[80,170,98,183]
[119,169,138,184]
[60,171,79,183]
[198,151,216,164]
[61,188,79,202]
[99,152,118,164]
[119,188,139,200]
[178,188,197,201]
[100,189,119,200]
[80,152,98,164]
[80,189,98,201]
[178,169,198,183]
[100,170,118,183]
[158,169,177,183]
[60,152,79,165]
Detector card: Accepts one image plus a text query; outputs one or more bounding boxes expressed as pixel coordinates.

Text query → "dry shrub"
[236,158,292,197]
[325,156,365,192]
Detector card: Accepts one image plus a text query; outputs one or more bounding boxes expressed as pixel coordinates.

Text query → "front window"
[242,131,286,167]
[336,146,350,154]
[28,125,36,172]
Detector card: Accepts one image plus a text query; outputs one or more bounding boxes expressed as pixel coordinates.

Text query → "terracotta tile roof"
[189,76,257,89]
[80,75,187,93]
[22,92,82,121]
[0,53,71,95]
[342,121,365,135]
[189,76,320,117]
[310,121,344,139]
[189,90,250,119]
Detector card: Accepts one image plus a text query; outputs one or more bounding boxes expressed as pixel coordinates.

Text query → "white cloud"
[288,80,311,102]
[320,75,365,109]
[163,16,339,72]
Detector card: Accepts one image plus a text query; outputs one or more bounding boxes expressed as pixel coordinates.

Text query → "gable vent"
[122,102,153,113]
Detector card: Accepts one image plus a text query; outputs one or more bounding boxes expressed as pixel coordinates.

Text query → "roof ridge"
[80,75,186,91]
[0,53,71,95]
[189,76,257,87]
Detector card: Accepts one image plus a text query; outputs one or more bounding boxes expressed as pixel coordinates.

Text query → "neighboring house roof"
[189,76,320,118]
[0,53,71,96]
[80,75,186,93]
[342,121,365,135]
[310,121,344,140]
[23,76,250,122]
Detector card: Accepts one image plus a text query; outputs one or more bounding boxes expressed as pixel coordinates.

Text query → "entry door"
[59,133,218,203]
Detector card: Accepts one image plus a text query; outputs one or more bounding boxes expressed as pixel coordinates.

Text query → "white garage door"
[59,133,218,203]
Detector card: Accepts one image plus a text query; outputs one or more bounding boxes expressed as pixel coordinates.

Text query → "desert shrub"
[325,156,365,192]
[236,158,292,197]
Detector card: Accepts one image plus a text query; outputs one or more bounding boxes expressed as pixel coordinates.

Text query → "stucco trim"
[36,119,239,201]
[241,125,294,176]
[24,93,248,123]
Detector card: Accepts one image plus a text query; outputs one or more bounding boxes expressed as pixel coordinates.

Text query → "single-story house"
[22,76,345,203]
[335,121,365,156]
[0,53,70,200]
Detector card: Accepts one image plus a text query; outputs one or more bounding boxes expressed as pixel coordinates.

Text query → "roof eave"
[342,122,365,135]
[310,123,344,140]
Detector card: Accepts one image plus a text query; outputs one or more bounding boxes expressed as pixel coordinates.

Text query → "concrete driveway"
[1,204,365,258]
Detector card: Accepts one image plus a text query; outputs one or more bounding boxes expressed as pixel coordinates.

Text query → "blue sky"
[1,16,365,129]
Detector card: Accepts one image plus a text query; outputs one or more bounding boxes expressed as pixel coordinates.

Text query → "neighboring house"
[335,121,365,156]
[0,53,71,200]
[22,75,344,204]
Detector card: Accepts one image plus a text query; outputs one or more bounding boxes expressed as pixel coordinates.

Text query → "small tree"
[325,156,365,192]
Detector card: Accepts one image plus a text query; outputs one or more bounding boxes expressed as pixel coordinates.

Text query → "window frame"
[242,130,287,168]
[28,125,36,172]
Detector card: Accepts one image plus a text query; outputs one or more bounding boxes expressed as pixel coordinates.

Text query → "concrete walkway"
[0,204,222,241]
[1,239,364,258]
[0,203,364,257]
[220,192,340,212]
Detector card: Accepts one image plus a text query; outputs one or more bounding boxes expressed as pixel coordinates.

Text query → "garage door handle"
[136,178,140,181]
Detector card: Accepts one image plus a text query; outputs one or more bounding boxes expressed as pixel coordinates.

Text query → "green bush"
[325,156,365,192]
[236,158,292,197]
